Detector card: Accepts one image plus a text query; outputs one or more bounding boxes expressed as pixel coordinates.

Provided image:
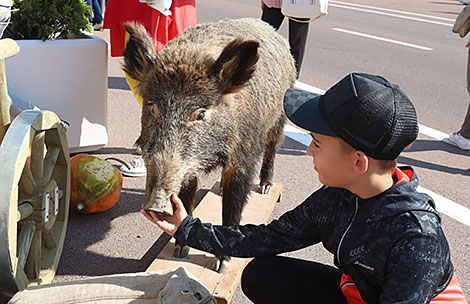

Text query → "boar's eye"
[189,109,207,123]
[195,110,206,121]
[146,103,160,119]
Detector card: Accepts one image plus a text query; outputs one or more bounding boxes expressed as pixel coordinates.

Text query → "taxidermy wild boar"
[123,17,296,272]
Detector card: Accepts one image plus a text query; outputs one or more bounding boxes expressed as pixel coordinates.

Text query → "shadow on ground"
[56,188,209,277]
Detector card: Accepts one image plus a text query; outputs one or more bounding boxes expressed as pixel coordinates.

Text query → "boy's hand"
[140,193,188,236]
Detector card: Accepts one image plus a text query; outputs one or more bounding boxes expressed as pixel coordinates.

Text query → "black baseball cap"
[284,72,418,160]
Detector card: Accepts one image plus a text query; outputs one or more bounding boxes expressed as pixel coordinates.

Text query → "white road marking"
[284,81,470,227]
[330,1,455,22]
[329,2,454,27]
[418,124,449,141]
[333,28,433,51]
[417,186,470,227]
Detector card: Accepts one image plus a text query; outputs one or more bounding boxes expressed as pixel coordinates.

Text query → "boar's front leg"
[216,165,255,273]
[259,115,286,194]
[174,175,198,258]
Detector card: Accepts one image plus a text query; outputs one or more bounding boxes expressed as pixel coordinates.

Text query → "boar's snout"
[144,188,174,215]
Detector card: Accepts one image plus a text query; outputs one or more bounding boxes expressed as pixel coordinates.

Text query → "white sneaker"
[447,132,470,150]
[459,0,470,4]
[94,22,103,31]
[120,157,147,177]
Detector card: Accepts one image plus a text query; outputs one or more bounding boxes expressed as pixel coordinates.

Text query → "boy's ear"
[353,151,369,174]
[211,37,260,94]
[122,22,157,82]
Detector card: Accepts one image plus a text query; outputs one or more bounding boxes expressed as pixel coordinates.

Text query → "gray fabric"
[8,267,215,304]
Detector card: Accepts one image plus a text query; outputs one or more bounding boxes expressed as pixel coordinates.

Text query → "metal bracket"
[54,187,59,215]
[44,192,50,222]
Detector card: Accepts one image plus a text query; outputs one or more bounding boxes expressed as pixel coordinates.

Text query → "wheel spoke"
[26,228,42,281]
[20,162,36,195]
[41,144,60,184]
[30,131,45,181]
[43,230,56,249]
[17,222,35,269]
[17,202,34,222]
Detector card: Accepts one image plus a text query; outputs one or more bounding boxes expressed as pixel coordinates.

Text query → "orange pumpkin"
[70,154,123,214]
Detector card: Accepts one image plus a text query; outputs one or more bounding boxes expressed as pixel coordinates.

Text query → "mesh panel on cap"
[341,88,395,150]
[320,72,418,160]
[381,89,419,159]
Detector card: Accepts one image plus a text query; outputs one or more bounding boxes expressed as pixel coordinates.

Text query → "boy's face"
[306,132,357,188]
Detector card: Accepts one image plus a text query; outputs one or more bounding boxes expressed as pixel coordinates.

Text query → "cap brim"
[284,88,336,136]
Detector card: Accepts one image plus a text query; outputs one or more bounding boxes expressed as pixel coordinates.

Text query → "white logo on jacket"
[354,260,375,271]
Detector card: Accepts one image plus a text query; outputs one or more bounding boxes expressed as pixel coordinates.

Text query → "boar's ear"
[212,38,260,94]
[122,22,156,82]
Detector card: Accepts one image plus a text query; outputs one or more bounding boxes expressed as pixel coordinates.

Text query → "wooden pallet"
[146,182,282,304]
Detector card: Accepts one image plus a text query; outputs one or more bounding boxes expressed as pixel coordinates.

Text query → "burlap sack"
[8,267,215,304]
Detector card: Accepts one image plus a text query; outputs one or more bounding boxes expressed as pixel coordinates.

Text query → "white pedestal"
[5,34,109,153]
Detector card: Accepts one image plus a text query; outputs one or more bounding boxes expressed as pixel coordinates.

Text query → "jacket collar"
[353,166,439,223]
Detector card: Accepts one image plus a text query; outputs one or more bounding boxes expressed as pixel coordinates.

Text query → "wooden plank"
[146,182,281,304]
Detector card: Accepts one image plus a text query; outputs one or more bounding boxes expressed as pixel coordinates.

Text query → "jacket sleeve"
[380,233,450,303]
[173,191,323,258]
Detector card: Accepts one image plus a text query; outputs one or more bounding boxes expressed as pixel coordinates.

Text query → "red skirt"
[103,0,196,56]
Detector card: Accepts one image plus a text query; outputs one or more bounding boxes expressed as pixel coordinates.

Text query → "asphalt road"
[3,0,469,303]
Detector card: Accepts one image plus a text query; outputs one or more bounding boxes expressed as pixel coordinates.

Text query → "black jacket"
[175,166,453,303]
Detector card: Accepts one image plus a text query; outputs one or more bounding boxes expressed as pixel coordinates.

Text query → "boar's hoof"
[258,182,272,194]
[174,244,190,258]
[215,256,231,273]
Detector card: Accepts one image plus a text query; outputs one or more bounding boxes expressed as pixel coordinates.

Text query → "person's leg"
[458,103,470,139]
[92,0,103,27]
[449,45,470,149]
[459,45,470,138]
[288,18,309,77]
[261,6,284,31]
[241,256,347,304]
[85,0,94,24]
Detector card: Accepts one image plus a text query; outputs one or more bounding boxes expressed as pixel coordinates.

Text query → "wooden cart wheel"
[0,110,70,294]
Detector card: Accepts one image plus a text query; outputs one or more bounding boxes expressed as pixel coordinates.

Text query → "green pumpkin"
[70,154,123,214]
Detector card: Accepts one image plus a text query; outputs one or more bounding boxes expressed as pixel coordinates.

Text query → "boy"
[141,73,467,303]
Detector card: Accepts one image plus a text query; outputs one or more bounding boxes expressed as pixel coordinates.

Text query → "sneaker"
[120,157,147,177]
[94,22,103,31]
[446,132,470,150]
[459,0,470,4]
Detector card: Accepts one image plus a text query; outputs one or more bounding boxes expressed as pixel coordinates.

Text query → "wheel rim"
[0,110,70,293]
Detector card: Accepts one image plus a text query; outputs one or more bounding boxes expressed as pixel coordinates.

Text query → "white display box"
[5,34,109,153]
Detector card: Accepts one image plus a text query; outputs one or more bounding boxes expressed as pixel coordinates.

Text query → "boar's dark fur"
[123,17,296,271]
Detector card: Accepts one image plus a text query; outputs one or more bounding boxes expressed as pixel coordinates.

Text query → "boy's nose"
[306,142,315,156]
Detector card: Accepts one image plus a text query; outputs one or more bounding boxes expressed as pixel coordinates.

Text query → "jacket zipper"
[336,196,358,268]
